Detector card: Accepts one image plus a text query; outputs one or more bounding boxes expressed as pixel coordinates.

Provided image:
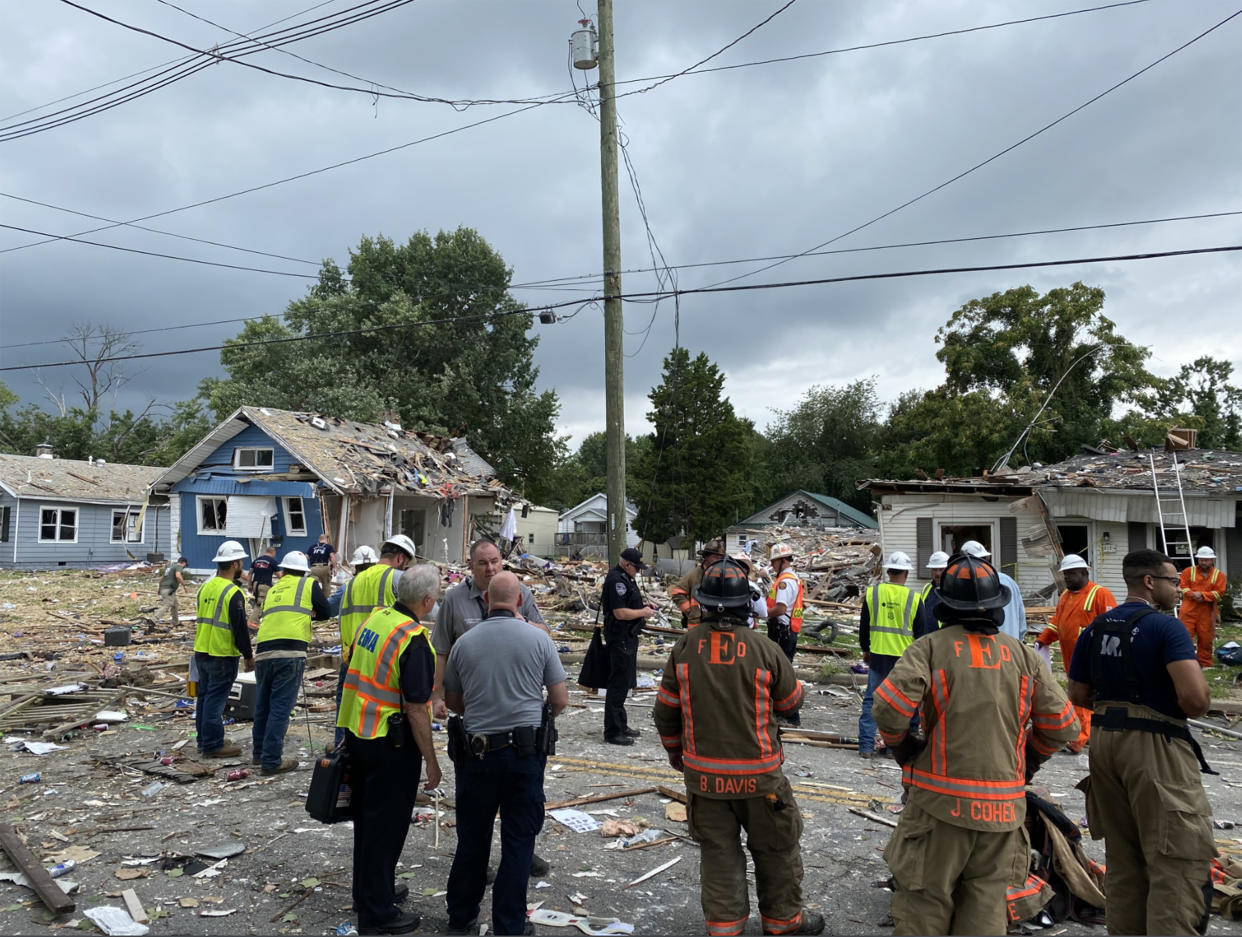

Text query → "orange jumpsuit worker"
[1178,545,1226,668]
[1035,554,1115,753]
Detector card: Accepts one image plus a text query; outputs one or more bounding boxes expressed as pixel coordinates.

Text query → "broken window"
[39,506,77,542]
[0,505,9,542]
[111,509,143,543]
[284,497,306,536]
[939,523,991,556]
[199,497,227,533]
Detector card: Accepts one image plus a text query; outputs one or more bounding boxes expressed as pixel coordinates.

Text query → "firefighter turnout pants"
[687,776,805,936]
[884,799,1029,936]
[1080,702,1216,935]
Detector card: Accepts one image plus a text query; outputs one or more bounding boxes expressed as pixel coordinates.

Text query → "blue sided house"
[152,406,519,574]
[0,446,172,569]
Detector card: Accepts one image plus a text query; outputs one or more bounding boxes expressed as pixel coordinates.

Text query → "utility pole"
[598,0,627,565]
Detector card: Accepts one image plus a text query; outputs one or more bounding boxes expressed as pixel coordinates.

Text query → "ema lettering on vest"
[1101,634,1121,656]
[357,627,380,653]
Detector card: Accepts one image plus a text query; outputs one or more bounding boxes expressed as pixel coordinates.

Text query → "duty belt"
[468,726,536,757]
[1097,706,1217,775]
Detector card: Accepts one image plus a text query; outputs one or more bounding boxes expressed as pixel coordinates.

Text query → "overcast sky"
[2,0,1240,457]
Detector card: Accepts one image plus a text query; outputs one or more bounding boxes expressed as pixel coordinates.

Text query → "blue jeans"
[858,655,918,754]
[252,656,304,769]
[195,653,239,755]
[446,747,546,935]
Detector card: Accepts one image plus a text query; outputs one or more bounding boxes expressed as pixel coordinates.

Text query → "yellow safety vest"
[766,570,805,634]
[257,573,314,643]
[337,606,434,739]
[339,563,397,651]
[194,575,244,657]
[865,581,920,657]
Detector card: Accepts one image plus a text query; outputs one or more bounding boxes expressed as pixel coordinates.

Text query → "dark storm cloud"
[2,1,1239,450]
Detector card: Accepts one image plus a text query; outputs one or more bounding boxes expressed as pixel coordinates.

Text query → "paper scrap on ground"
[549,808,600,833]
[21,740,64,755]
[83,906,149,937]
[0,871,77,894]
[528,908,635,936]
[94,711,129,723]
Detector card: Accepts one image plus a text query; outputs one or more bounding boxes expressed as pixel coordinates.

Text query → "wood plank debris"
[121,887,149,923]
[545,787,657,811]
[0,822,75,915]
[624,855,681,889]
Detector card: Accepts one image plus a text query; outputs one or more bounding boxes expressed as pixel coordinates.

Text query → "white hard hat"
[1196,546,1217,560]
[886,551,914,571]
[927,551,950,570]
[350,545,379,566]
[730,552,754,573]
[769,542,795,562]
[279,551,310,573]
[960,540,991,559]
[1059,554,1089,572]
[212,540,248,563]
[382,533,417,559]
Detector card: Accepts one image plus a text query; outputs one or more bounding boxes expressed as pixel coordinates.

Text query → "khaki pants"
[1081,702,1215,935]
[687,777,804,936]
[885,799,1027,936]
[250,583,270,619]
[310,564,332,593]
[156,588,179,623]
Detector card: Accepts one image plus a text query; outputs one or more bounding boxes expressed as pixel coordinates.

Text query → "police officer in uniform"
[443,572,567,936]
[1068,548,1215,935]
[337,564,442,936]
[653,558,824,937]
[601,547,657,746]
[874,554,1079,935]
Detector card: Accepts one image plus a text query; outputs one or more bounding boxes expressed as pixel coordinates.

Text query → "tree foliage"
[1141,355,1242,450]
[631,348,758,544]
[762,379,881,510]
[200,228,562,497]
[936,282,1154,467]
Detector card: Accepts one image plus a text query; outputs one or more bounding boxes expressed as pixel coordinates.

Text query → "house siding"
[0,497,171,569]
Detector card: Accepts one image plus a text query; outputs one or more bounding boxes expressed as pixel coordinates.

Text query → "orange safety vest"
[766,570,804,634]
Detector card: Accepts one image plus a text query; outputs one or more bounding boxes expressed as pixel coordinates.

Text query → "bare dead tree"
[36,323,140,417]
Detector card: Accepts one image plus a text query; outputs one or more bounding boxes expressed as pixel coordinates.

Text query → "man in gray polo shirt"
[430,538,546,720]
[443,571,567,937]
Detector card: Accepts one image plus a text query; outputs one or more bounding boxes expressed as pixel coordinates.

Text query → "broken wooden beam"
[0,822,75,915]
[121,887,148,924]
[544,787,657,811]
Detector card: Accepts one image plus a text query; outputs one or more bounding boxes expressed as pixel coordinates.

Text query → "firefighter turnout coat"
[653,615,804,798]
[874,625,1079,831]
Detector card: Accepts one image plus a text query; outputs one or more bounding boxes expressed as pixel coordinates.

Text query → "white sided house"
[861,447,1242,603]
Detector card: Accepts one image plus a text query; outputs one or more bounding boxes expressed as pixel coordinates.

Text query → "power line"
[612,0,1154,98]
[704,5,1242,289]
[4,243,1238,373]
[0,223,319,278]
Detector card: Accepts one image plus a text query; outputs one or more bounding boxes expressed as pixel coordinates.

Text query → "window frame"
[197,496,228,534]
[0,505,10,543]
[38,505,78,543]
[110,508,144,544]
[283,496,307,536]
[232,447,275,471]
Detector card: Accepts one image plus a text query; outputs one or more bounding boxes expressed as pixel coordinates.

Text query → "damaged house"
[725,490,877,555]
[150,406,520,573]
[861,446,1242,603]
[0,447,171,569]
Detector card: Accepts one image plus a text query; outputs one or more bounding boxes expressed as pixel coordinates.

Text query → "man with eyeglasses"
[1067,548,1214,936]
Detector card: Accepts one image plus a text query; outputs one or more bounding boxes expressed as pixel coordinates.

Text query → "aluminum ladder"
[1149,451,1193,559]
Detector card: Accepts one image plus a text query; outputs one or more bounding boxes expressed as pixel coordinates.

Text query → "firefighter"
[669,538,726,627]
[1035,554,1116,753]
[1068,548,1215,935]
[874,554,1079,935]
[653,558,824,937]
[1178,545,1226,668]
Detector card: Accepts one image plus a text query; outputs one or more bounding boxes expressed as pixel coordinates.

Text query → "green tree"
[1142,355,1242,450]
[935,282,1155,467]
[875,387,1018,479]
[763,379,882,510]
[631,348,757,544]
[200,228,561,493]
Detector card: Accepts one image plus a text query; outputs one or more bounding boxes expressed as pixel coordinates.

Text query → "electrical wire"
[703,5,1242,290]
[4,243,1237,372]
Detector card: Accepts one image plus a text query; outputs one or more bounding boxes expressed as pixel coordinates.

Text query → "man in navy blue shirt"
[307,534,338,593]
[249,546,278,615]
[1068,548,1214,936]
